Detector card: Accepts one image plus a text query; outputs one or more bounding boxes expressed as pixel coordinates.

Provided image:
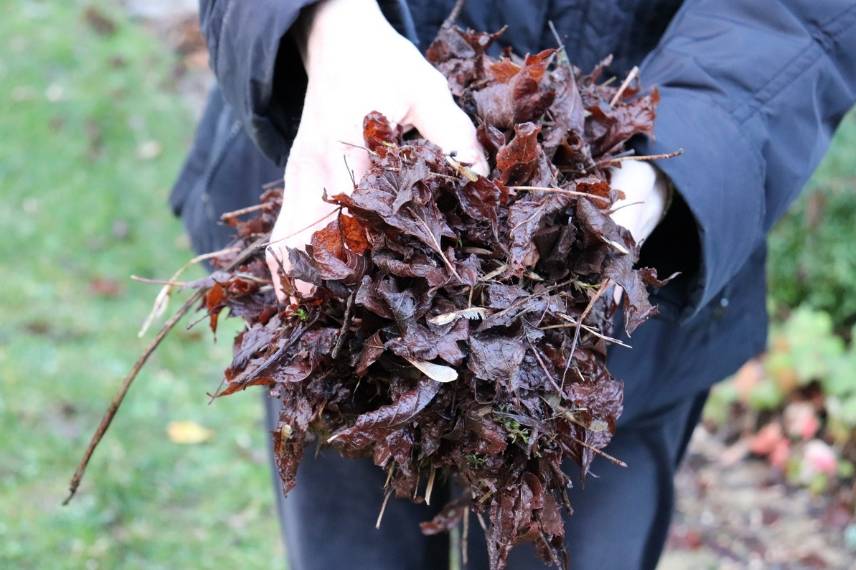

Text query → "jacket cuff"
[634,87,766,320]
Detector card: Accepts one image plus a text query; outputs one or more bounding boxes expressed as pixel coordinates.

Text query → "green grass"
[0,1,280,568]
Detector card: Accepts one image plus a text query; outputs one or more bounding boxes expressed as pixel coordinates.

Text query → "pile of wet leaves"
[202,26,666,569]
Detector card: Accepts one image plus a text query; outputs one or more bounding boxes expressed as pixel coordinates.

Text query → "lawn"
[0,1,280,568]
[1,1,854,569]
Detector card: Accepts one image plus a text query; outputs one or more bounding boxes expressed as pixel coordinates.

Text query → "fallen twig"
[63,236,269,505]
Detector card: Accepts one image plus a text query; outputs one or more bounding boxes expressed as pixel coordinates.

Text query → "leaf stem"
[596,149,683,168]
[508,186,611,204]
[609,65,639,107]
[561,278,610,387]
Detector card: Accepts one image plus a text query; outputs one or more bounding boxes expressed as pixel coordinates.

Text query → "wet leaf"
[330,378,442,451]
[198,26,668,570]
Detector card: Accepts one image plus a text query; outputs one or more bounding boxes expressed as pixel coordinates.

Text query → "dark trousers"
[264,390,708,570]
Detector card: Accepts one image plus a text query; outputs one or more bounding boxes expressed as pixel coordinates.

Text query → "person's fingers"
[407,80,489,177]
[266,150,330,302]
[608,163,672,307]
[609,161,666,244]
[332,122,372,192]
[266,122,374,304]
[612,283,624,306]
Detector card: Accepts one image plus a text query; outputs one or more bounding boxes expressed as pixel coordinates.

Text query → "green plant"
[768,112,856,331]
[706,306,856,494]
[752,307,856,432]
[466,453,486,468]
[494,414,531,446]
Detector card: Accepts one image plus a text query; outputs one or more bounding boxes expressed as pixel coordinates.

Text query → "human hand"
[608,160,672,303]
[266,0,488,302]
[609,160,670,245]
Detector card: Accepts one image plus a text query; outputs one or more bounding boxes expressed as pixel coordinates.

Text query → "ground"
[1,1,853,568]
[0,1,279,567]
[662,426,853,569]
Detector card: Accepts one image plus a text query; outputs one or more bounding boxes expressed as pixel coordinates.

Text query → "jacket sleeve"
[198,0,419,168]
[199,0,320,167]
[635,0,856,319]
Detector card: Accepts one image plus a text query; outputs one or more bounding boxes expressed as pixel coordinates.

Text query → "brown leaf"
[355,330,385,375]
[468,335,527,389]
[306,219,367,283]
[507,191,571,270]
[363,111,398,156]
[205,282,226,333]
[421,499,469,535]
[496,122,542,186]
[456,176,502,229]
[201,27,668,570]
[339,213,370,254]
[329,378,441,451]
[273,416,306,494]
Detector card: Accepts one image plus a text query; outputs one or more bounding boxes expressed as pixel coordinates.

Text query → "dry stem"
[376,489,393,529]
[425,466,437,506]
[509,186,611,204]
[137,246,240,337]
[63,236,269,505]
[609,65,639,107]
[220,202,270,221]
[566,435,628,468]
[443,0,466,28]
[596,149,684,168]
[561,278,610,387]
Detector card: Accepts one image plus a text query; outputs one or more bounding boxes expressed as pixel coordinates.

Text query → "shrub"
[768,112,856,331]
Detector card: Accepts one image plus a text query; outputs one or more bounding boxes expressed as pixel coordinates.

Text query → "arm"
[261,0,488,300]
[635,0,856,319]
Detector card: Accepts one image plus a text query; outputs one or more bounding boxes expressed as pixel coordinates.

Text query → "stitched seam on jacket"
[748,4,856,111]
[683,91,765,291]
[205,0,224,72]
[214,1,236,80]
[669,90,764,192]
[810,4,856,53]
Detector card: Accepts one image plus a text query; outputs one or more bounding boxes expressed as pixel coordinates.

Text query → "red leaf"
[363,111,398,156]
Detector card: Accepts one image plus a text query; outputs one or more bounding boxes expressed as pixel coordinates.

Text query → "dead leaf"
[167,420,213,444]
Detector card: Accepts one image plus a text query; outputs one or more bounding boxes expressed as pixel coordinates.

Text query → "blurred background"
[1,1,854,568]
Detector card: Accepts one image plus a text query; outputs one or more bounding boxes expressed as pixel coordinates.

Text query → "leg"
[464,390,708,570]
[263,394,450,570]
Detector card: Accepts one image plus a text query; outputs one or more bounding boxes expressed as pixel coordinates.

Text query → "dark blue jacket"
[172,0,856,425]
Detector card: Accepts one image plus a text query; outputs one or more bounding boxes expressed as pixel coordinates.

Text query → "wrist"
[299,0,392,70]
